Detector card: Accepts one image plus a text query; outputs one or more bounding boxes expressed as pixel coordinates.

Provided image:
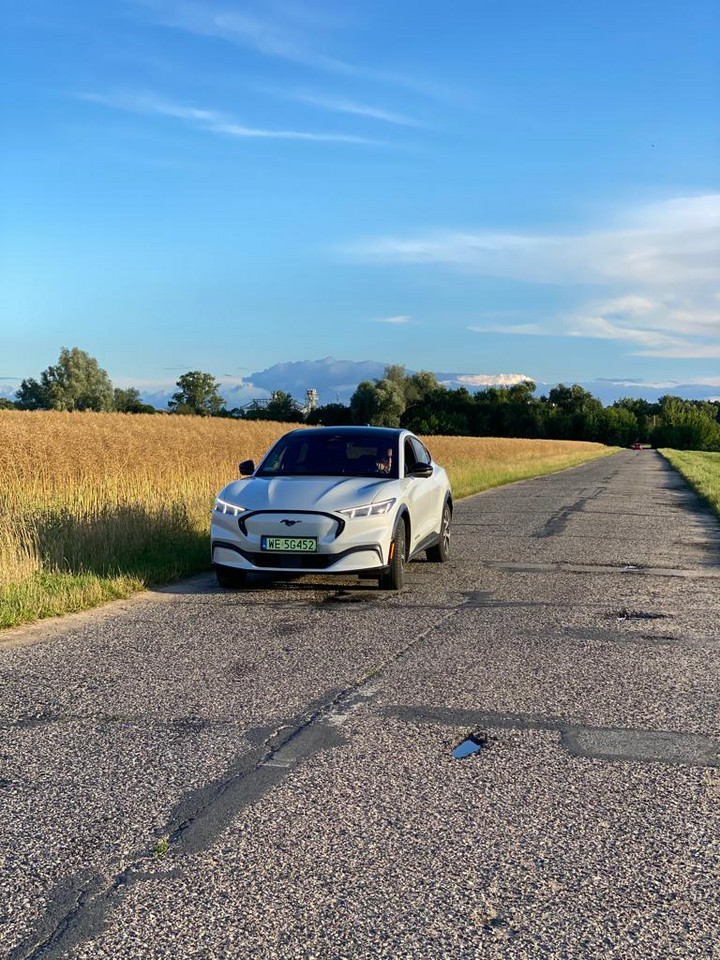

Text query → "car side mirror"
[410,462,433,478]
[238,459,255,476]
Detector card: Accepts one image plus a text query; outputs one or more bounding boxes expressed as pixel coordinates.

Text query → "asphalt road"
[1,450,719,959]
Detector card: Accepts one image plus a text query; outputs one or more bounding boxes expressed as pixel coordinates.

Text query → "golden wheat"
[421,435,614,499]
[0,411,614,626]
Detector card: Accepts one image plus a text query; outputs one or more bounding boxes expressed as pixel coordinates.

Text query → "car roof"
[285,426,406,439]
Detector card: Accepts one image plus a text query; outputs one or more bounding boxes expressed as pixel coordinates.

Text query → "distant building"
[240,387,318,417]
[303,389,319,415]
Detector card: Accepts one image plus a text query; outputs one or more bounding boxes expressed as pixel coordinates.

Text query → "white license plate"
[261,536,318,552]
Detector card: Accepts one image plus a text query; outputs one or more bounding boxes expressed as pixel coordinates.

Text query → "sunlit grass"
[0,411,616,628]
[659,448,720,518]
[422,436,617,500]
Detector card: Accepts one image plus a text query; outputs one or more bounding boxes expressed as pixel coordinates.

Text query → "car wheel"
[215,564,247,589]
[426,502,451,563]
[379,520,406,591]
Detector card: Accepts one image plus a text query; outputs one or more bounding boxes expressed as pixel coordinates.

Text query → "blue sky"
[1,0,719,403]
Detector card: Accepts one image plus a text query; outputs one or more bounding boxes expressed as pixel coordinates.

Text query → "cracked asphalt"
[1,449,719,959]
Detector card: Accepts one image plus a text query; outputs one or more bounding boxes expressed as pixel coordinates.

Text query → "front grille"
[246,552,339,570]
[238,511,344,539]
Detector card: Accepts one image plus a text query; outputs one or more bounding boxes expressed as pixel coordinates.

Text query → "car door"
[403,436,441,548]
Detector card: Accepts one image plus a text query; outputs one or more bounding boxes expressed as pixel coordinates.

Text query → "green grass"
[659,449,720,519]
[444,448,619,500]
[0,548,208,630]
[0,506,210,630]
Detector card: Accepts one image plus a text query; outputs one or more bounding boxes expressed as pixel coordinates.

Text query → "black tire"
[426,502,451,563]
[215,564,247,589]
[379,520,406,591]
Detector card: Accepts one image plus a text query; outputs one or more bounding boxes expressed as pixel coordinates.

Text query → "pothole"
[320,590,376,605]
[482,916,517,939]
[452,733,489,759]
[228,661,256,680]
[461,591,495,607]
[615,608,669,622]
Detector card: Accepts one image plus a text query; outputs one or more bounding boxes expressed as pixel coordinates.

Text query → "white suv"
[211,426,452,590]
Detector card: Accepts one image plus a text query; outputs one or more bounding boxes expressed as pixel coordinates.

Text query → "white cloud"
[80,91,380,144]
[371,315,410,324]
[133,0,352,72]
[355,194,720,359]
[567,295,720,358]
[599,296,655,317]
[449,374,534,387]
[286,92,418,126]
[467,292,720,359]
[468,322,545,336]
[350,195,720,287]
[135,1,445,96]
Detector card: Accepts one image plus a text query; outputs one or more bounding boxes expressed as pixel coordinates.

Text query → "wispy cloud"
[371,315,411,324]
[469,294,720,359]
[567,293,720,358]
[355,195,720,359]
[569,317,720,359]
[350,195,720,286]
[132,0,449,97]
[468,322,545,336]
[80,91,379,144]
[287,92,418,126]
[147,1,355,73]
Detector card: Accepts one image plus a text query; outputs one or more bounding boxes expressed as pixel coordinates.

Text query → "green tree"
[403,386,471,435]
[168,371,225,416]
[15,377,50,410]
[16,347,114,411]
[405,370,440,405]
[350,378,406,427]
[265,390,303,422]
[612,397,660,441]
[113,387,155,414]
[350,380,380,425]
[373,378,406,426]
[545,384,604,440]
[597,406,639,446]
[305,403,352,426]
[650,396,720,451]
[383,364,407,387]
[0,397,17,410]
[243,391,303,422]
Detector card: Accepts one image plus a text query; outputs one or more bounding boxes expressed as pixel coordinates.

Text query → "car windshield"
[257,433,399,479]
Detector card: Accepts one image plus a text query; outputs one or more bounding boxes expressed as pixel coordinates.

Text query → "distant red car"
[631,442,643,450]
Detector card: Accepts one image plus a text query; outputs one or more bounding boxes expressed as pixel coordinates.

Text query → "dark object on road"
[452,734,488,759]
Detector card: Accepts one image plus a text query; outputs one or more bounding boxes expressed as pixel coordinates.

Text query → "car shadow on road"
[148,569,383,602]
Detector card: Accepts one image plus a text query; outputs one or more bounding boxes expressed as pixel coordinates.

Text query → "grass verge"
[423,437,619,500]
[0,411,617,629]
[658,448,720,519]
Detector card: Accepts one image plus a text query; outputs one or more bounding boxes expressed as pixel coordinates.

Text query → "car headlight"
[214,497,246,517]
[338,498,396,519]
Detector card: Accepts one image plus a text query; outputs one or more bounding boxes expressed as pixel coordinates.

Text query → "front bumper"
[210,508,393,574]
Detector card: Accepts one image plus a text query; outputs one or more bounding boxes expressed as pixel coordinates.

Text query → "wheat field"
[0,410,615,627]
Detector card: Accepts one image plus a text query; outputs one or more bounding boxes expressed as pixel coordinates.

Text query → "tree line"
[5,348,719,452]
[329,365,720,452]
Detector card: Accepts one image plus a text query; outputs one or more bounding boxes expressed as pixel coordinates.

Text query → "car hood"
[219,475,398,513]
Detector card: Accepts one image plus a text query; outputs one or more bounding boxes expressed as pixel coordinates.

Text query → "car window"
[257,433,398,479]
[404,438,416,476]
[410,438,431,465]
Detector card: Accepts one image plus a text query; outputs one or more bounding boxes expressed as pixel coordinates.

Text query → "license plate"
[261,536,318,552]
